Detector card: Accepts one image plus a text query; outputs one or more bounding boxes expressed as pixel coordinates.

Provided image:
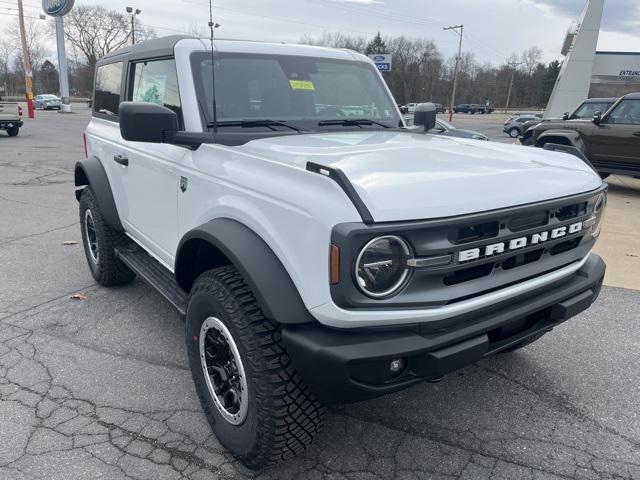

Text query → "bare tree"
[3,17,49,71]
[300,31,367,52]
[62,5,155,69]
[185,22,208,38]
[521,47,542,76]
[286,33,558,109]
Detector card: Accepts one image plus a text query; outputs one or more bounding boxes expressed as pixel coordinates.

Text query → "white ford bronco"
[76,35,607,468]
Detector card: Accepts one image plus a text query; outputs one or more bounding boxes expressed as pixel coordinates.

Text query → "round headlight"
[355,236,411,298]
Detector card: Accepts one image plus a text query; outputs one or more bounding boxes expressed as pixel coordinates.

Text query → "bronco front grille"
[330,187,605,309]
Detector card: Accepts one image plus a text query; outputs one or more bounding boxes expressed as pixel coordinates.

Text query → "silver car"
[34,94,62,110]
[503,115,540,138]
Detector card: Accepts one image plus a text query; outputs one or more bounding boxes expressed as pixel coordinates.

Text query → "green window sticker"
[289,80,315,91]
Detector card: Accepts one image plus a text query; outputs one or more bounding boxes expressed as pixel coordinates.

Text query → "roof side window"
[94,62,123,118]
[129,58,183,128]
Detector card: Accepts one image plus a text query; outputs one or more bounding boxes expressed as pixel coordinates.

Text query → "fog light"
[389,358,407,376]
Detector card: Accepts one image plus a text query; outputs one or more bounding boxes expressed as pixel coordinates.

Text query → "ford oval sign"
[368,54,392,72]
[42,0,74,17]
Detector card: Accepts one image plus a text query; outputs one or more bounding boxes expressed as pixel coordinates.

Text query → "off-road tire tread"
[190,266,326,469]
[499,331,546,353]
[79,187,135,286]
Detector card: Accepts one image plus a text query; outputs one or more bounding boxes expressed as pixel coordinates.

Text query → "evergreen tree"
[365,32,387,55]
[542,60,562,106]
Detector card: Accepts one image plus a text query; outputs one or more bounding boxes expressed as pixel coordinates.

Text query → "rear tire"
[186,266,325,469]
[79,187,135,286]
[7,127,19,137]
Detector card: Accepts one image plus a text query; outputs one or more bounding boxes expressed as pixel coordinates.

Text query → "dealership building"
[545,0,640,118]
[589,51,640,98]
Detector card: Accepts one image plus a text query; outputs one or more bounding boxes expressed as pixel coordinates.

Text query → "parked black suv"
[521,97,616,145]
[529,92,640,178]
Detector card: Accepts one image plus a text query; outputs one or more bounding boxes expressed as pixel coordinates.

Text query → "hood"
[239,131,602,222]
[533,118,592,132]
[439,128,488,140]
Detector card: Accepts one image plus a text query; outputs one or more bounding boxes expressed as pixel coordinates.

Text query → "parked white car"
[404,102,418,113]
[34,94,62,110]
[76,35,607,469]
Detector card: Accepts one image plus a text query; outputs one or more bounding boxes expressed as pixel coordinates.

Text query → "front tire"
[79,187,135,286]
[186,266,325,469]
[508,127,520,138]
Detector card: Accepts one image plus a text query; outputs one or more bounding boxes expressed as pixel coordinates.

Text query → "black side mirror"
[119,102,178,143]
[414,103,437,132]
[592,111,602,125]
[562,112,570,120]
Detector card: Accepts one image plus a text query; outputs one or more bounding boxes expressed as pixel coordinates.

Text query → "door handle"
[113,154,129,166]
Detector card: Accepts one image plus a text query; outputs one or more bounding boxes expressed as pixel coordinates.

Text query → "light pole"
[504,61,522,114]
[17,0,34,118]
[126,7,141,45]
[42,0,75,113]
[443,24,463,122]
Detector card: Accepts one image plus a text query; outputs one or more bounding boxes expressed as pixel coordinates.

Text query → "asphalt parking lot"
[1,106,640,480]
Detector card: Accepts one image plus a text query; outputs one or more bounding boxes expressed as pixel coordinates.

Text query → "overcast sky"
[2,0,639,65]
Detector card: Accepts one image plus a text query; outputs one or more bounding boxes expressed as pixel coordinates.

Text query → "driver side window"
[605,100,640,125]
[129,58,183,128]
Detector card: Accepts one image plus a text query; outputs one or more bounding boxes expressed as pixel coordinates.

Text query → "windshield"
[191,52,401,130]
[573,102,612,118]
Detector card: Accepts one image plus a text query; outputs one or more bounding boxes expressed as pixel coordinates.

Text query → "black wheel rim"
[84,209,99,264]
[199,317,248,425]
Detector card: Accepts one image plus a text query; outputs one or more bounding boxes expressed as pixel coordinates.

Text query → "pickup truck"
[0,101,23,136]
[453,103,493,114]
[75,35,607,468]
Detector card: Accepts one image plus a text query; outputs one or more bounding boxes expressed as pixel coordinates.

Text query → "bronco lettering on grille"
[458,221,583,263]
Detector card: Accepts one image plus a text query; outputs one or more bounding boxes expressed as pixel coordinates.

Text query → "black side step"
[115,244,188,317]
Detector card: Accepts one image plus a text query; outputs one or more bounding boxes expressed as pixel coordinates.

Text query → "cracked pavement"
[1,105,639,479]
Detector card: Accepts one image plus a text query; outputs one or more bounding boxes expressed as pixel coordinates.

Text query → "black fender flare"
[175,218,316,324]
[536,129,586,152]
[74,156,124,231]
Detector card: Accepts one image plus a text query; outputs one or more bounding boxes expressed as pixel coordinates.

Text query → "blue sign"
[368,54,392,72]
[42,0,75,17]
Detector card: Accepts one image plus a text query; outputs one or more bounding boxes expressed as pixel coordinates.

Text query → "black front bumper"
[282,254,605,404]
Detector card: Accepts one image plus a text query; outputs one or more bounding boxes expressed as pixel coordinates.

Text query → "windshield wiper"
[212,119,302,132]
[317,118,391,128]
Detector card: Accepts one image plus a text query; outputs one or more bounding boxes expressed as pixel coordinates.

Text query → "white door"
[116,57,187,267]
